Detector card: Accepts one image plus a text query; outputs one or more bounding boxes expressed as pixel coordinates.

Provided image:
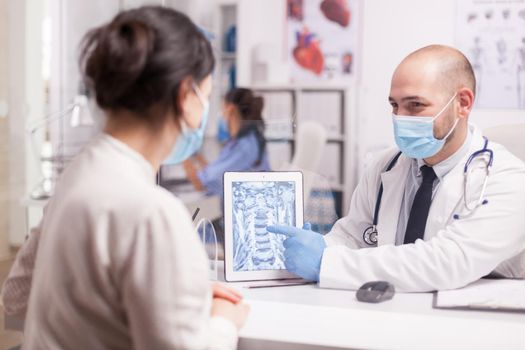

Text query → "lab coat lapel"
[377,156,411,246]
[426,126,486,237]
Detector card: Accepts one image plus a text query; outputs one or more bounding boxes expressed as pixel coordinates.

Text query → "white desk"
[233,284,525,350]
[6,279,525,349]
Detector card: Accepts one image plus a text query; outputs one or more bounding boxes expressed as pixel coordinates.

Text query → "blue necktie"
[404,165,437,244]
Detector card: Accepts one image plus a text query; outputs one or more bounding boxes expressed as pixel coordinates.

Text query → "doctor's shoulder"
[481,140,525,205]
[486,141,525,185]
[489,141,525,172]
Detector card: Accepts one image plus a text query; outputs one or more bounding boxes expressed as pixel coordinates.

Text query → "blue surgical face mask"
[217,117,230,143]
[163,83,209,165]
[392,93,458,159]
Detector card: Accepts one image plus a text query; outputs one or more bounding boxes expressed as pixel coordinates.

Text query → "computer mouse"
[356,281,395,303]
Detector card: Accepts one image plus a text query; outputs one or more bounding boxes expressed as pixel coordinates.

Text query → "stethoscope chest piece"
[363,225,378,246]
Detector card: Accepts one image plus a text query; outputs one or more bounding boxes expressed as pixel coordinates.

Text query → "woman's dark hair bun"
[225,88,264,122]
[82,19,154,109]
[80,6,215,119]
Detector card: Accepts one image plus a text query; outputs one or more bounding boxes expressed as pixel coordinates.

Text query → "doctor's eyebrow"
[389,96,432,109]
[388,95,427,102]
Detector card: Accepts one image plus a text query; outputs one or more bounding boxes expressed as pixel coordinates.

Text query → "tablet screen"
[232,181,296,272]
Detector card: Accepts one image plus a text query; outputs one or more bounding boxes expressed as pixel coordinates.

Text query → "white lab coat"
[15,134,237,350]
[322,125,525,292]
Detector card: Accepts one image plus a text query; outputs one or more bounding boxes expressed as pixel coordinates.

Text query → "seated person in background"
[184,88,271,196]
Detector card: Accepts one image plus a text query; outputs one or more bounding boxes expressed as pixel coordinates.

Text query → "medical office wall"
[3,0,215,247]
[235,0,525,193]
[2,0,47,250]
[456,0,525,109]
[0,0,11,259]
[358,0,524,175]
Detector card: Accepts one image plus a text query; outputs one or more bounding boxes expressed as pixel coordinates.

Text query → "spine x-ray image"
[232,181,296,271]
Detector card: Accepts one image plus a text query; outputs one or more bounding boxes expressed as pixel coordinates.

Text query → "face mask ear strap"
[431,92,458,122]
[184,81,209,132]
[192,82,207,108]
[441,117,460,140]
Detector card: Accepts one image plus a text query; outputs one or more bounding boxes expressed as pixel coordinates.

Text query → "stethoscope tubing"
[363,137,492,246]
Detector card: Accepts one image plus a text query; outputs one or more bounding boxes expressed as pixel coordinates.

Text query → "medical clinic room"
[2,0,525,349]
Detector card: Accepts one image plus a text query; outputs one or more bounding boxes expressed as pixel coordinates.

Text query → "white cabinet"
[266,141,292,171]
[257,90,295,139]
[251,85,354,218]
[297,91,343,139]
[318,143,342,187]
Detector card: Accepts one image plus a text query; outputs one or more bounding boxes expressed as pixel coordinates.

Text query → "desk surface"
[6,281,524,349]
[234,283,525,350]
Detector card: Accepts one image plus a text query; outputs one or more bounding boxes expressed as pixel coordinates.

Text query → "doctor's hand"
[267,223,326,282]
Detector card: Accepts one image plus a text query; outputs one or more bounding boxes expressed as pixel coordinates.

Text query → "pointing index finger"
[266,225,300,237]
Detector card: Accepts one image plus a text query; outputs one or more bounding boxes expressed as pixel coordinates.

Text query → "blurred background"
[0,0,524,255]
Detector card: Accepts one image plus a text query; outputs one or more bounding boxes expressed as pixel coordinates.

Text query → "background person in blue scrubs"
[184,88,270,196]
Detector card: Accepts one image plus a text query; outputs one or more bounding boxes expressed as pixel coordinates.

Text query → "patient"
[2,6,248,349]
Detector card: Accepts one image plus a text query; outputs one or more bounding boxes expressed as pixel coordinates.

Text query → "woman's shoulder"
[89,181,192,236]
[145,186,192,220]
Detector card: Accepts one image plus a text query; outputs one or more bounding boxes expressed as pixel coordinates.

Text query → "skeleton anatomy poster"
[286,0,359,82]
[456,0,525,109]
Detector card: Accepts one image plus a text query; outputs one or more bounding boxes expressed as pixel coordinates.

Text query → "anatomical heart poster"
[456,0,525,109]
[287,0,359,82]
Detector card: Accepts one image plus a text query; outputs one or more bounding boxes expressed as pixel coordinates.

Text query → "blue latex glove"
[267,222,326,281]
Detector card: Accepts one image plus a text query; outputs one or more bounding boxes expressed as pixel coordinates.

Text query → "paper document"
[435,279,525,312]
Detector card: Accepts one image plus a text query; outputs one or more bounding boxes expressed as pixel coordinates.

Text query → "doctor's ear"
[457,87,474,119]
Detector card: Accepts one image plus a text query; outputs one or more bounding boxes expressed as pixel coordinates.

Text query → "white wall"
[358,0,457,164]
[0,0,11,258]
[358,0,525,174]
[6,0,46,246]
[237,0,286,86]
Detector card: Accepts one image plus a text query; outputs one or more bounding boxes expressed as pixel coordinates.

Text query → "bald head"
[389,45,476,165]
[395,45,476,97]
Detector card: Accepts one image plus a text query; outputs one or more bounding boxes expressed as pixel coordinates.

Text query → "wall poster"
[286,0,359,82]
[456,0,525,109]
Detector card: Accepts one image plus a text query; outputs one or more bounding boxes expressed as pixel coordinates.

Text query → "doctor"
[268,45,525,292]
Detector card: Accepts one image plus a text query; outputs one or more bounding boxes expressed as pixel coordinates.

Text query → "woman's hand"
[194,153,208,167]
[182,159,197,175]
[211,298,250,330]
[211,282,242,304]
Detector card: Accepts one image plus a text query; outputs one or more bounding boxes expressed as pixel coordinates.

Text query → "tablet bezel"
[223,171,304,282]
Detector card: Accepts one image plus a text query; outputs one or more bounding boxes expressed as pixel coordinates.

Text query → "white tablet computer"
[223,171,304,282]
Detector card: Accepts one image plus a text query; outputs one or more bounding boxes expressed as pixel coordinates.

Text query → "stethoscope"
[363,137,493,246]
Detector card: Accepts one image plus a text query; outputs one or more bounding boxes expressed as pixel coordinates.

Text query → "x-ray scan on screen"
[231,181,296,272]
